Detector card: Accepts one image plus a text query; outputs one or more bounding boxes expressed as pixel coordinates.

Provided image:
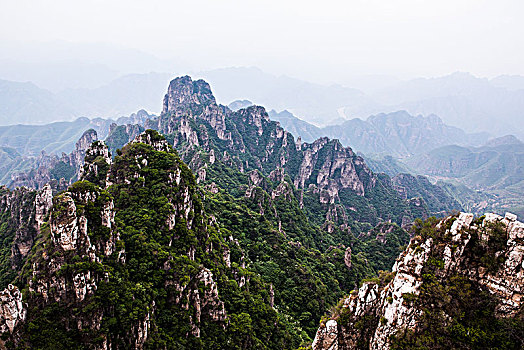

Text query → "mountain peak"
[484,134,522,147]
[161,76,216,116]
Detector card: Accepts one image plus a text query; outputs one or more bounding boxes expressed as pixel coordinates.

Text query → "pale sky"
[1,0,523,83]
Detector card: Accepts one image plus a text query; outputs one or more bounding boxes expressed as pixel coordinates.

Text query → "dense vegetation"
[0,130,416,349]
[199,152,409,338]
[14,131,308,349]
[0,76,441,348]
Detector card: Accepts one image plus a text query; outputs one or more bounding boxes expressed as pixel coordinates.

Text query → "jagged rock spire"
[162,76,216,116]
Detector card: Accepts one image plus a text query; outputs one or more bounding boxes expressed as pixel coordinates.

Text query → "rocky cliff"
[0,131,296,349]
[0,184,53,289]
[312,212,524,349]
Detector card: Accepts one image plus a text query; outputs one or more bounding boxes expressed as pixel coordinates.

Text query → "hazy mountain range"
[268,108,489,157]
[1,64,523,140]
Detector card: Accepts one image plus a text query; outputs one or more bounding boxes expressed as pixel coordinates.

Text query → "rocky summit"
[312,212,524,350]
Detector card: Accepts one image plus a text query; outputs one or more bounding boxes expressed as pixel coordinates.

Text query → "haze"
[0,0,523,137]
[1,0,523,83]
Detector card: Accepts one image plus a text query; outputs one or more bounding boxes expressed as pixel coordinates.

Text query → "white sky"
[1,0,523,82]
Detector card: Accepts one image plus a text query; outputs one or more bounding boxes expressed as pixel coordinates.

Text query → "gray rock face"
[72,129,98,166]
[34,183,53,228]
[162,76,216,116]
[0,185,53,273]
[132,132,171,153]
[295,137,375,200]
[312,212,524,350]
[79,141,112,183]
[0,284,25,333]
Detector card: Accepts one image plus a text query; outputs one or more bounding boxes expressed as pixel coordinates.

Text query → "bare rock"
[0,284,25,333]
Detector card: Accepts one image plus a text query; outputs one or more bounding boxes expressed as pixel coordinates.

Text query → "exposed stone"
[313,212,524,350]
[344,247,352,269]
[0,284,25,333]
[312,319,338,350]
[34,183,53,228]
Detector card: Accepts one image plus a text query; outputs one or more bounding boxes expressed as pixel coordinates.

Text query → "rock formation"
[110,76,423,231]
[0,284,25,334]
[312,212,524,350]
[0,184,54,282]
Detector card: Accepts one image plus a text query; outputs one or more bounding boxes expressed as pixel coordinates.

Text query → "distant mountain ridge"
[0,74,169,125]
[0,111,154,187]
[406,136,524,218]
[269,108,489,157]
[2,68,523,140]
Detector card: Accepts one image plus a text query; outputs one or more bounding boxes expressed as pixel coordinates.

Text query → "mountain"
[0,117,113,156]
[406,136,524,190]
[369,72,524,138]
[390,173,462,216]
[0,111,155,187]
[406,136,524,218]
[312,212,524,349]
[198,69,524,139]
[227,99,253,111]
[140,76,437,228]
[0,79,72,125]
[270,109,488,157]
[0,133,308,348]
[6,75,519,349]
[268,109,324,143]
[326,111,488,157]
[361,155,412,177]
[0,76,451,348]
[7,129,98,189]
[0,129,414,347]
[3,67,524,142]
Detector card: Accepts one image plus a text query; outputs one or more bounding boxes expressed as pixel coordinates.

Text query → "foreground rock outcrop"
[313,212,524,350]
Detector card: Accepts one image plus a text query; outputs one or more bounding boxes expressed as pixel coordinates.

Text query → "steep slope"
[0,76,440,347]
[139,76,425,229]
[407,137,524,218]
[0,133,408,348]
[0,185,53,289]
[312,212,524,349]
[93,76,422,339]
[391,173,462,216]
[0,130,304,349]
[141,75,422,335]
